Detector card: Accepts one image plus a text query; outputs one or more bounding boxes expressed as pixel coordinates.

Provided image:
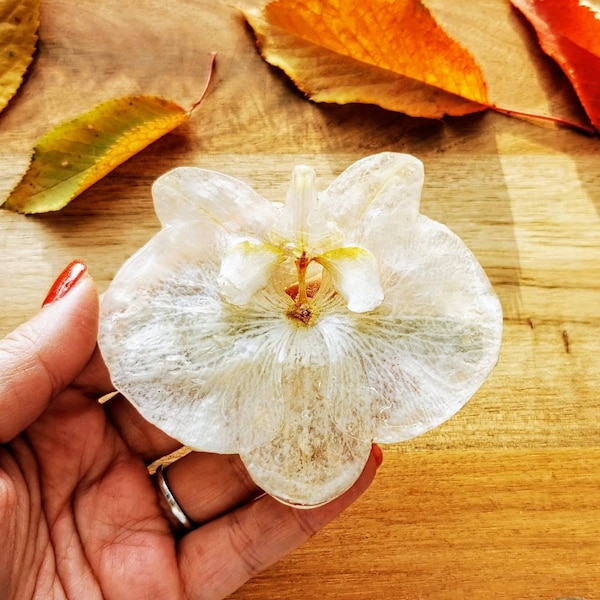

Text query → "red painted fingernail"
[372,443,383,468]
[42,260,88,307]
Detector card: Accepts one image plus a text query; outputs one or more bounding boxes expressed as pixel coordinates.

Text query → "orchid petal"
[316,246,384,312]
[351,312,500,443]
[99,259,290,454]
[367,216,502,441]
[319,153,423,251]
[152,166,276,239]
[218,239,285,306]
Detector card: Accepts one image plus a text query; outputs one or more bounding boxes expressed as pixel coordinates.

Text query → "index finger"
[0,268,99,443]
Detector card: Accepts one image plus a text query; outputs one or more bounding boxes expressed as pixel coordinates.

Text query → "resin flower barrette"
[98,153,503,507]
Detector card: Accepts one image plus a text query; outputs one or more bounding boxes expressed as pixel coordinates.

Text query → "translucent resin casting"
[98,153,503,507]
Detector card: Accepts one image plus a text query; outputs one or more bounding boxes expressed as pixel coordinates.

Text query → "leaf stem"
[491,104,596,135]
[188,51,218,114]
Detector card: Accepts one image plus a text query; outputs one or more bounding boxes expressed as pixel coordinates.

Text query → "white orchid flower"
[98,153,503,507]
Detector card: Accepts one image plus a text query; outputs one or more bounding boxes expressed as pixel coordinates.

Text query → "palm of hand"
[2,388,182,598]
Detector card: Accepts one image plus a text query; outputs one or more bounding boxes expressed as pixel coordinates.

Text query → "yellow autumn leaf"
[3,96,189,214]
[244,0,488,118]
[0,0,40,113]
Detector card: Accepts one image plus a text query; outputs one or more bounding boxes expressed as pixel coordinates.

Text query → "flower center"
[217,165,385,316]
[285,252,322,325]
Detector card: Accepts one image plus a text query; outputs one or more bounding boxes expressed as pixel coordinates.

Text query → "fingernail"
[42,260,88,307]
[372,443,383,468]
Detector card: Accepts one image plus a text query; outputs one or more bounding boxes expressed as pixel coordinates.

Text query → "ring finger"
[159,451,262,526]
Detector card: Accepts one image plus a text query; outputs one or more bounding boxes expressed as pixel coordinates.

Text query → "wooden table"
[1,1,599,598]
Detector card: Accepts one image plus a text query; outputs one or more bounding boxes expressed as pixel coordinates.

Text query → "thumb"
[0,261,99,443]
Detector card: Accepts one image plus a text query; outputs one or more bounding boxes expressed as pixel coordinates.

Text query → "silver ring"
[155,464,194,533]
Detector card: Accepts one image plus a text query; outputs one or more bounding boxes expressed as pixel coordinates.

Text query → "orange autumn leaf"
[510,0,600,131]
[245,0,488,118]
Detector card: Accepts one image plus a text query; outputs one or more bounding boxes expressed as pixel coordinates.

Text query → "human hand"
[0,261,380,599]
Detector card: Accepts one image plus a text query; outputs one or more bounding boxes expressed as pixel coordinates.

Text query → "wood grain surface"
[1,1,599,599]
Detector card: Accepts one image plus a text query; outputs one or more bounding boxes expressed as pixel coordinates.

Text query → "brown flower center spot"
[285,278,321,301]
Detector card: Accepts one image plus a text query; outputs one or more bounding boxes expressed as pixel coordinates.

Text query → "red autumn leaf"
[510,0,600,131]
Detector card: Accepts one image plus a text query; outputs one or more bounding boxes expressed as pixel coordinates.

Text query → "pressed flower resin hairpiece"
[98,153,503,507]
